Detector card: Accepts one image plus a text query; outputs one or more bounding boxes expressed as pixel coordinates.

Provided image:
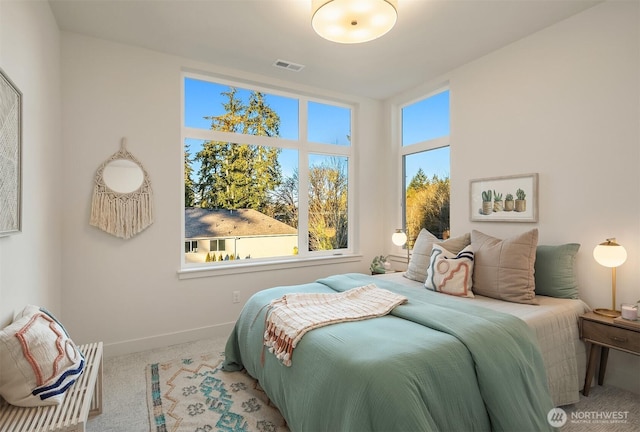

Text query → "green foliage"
[505,193,514,201]
[370,255,388,274]
[184,143,196,207]
[407,168,429,191]
[193,87,282,212]
[516,188,526,200]
[493,190,503,202]
[482,190,492,202]
[205,252,212,262]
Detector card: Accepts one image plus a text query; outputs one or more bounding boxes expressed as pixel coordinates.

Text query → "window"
[210,239,226,252]
[400,89,450,245]
[185,240,198,253]
[182,74,353,267]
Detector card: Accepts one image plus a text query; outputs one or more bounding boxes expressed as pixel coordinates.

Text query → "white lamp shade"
[312,0,398,44]
[392,230,407,246]
[593,240,627,268]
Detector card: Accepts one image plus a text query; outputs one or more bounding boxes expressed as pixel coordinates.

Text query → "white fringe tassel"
[89,139,154,239]
[90,186,154,239]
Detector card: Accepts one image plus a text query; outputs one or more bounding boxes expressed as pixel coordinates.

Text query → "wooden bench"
[0,342,103,432]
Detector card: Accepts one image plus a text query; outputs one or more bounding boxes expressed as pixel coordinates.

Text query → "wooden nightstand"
[579,312,640,396]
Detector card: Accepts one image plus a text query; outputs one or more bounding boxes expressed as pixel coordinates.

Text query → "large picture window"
[400,89,450,246]
[182,74,353,267]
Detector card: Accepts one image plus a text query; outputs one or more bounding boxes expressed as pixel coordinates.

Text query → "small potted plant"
[370,255,389,274]
[515,188,527,212]
[504,193,515,211]
[481,190,492,215]
[493,190,503,212]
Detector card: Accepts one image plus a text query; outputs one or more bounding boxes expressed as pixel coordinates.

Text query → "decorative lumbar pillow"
[404,229,471,283]
[0,305,85,407]
[425,244,475,297]
[534,244,581,299]
[471,229,539,305]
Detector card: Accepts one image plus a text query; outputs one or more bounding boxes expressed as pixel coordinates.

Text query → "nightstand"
[579,312,640,396]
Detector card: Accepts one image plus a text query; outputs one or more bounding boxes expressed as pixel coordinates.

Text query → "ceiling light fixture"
[312,0,398,44]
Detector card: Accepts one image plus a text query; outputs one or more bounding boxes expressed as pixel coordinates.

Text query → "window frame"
[179,71,357,276]
[396,86,451,250]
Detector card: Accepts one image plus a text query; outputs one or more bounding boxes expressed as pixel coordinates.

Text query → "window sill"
[177,253,363,280]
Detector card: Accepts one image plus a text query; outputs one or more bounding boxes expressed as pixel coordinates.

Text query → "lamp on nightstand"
[392,229,409,264]
[593,238,627,317]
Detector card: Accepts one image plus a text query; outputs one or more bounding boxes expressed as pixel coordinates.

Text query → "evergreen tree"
[184,142,196,207]
[407,168,429,191]
[194,88,282,212]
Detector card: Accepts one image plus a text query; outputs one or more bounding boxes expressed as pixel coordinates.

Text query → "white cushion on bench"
[0,305,84,407]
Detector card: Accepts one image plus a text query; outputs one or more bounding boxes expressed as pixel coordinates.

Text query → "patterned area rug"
[147,353,289,432]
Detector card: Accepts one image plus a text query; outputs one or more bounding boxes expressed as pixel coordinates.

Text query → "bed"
[223,230,590,431]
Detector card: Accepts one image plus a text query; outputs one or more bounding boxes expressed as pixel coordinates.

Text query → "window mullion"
[298,100,310,256]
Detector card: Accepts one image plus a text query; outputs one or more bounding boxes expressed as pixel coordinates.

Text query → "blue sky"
[402,90,450,185]
[184,78,449,184]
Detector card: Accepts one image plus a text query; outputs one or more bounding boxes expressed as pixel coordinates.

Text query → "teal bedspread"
[223,273,556,431]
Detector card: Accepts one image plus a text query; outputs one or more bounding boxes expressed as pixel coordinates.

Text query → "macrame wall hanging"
[90,138,154,239]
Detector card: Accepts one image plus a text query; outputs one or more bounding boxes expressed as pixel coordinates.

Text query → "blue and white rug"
[147,353,288,432]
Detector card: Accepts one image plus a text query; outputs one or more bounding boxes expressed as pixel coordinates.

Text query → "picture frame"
[0,67,22,236]
[470,173,538,222]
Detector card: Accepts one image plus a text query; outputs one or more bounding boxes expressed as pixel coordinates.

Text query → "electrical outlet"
[232,291,240,303]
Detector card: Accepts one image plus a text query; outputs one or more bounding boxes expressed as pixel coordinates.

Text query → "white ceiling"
[48,0,601,100]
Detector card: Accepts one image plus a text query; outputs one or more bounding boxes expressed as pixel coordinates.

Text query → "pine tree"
[184,142,196,207]
[194,88,282,212]
[407,168,428,190]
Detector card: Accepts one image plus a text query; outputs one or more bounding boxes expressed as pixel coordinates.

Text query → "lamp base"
[594,308,621,318]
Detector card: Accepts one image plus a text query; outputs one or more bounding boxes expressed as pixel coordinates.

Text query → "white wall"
[386,1,639,393]
[0,1,62,325]
[60,33,383,356]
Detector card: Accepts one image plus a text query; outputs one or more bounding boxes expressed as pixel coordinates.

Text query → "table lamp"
[392,229,409,263]
[592,238,627,317]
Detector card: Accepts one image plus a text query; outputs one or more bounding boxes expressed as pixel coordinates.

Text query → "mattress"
[377,271,590,406]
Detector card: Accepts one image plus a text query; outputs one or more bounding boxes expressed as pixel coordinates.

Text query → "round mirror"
[102,159,144,194]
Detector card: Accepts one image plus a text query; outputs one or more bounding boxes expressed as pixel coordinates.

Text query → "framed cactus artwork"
[469,173,538,222]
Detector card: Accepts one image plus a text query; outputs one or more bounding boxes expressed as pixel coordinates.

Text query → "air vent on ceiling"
[273,59,305,72]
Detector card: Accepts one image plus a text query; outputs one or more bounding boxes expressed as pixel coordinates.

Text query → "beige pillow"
[404,229,470,283]
[471,229,539,304]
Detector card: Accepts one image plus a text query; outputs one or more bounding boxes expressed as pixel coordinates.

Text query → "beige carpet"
[87,336,639,432]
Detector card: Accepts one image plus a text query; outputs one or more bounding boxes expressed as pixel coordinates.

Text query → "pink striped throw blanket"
[263,284,408,366]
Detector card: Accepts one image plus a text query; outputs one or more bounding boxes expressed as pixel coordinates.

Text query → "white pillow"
[425,244,475,298]
[0,305,84,407]
[404,229,439,283]
[404,229,471,283]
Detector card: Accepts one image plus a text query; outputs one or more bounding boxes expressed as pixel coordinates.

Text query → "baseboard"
[101,321,236,358]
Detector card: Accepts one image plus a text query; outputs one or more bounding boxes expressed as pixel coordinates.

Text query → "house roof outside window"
[185,208,296,239]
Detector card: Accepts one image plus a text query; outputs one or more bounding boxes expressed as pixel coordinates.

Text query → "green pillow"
[534,244,580,299]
